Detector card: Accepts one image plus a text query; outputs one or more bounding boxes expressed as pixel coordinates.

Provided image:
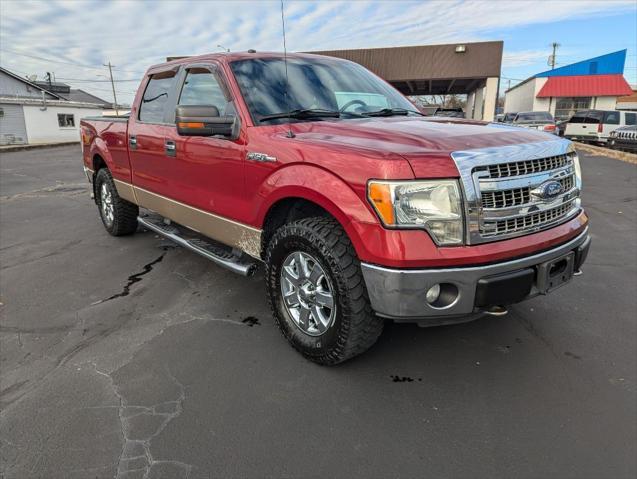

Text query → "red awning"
[536,74,633,98]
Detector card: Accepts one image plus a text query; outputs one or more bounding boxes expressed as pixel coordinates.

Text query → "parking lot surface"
[1,145,636,479]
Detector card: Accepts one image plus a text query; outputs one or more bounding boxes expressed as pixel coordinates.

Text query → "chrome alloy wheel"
[100,183,114,226]
[280,251,336,336]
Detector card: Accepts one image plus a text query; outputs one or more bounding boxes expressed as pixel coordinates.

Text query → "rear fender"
[88,137,115,173]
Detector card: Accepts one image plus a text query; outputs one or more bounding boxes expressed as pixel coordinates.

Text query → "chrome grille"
[616,131,636,141]
[481,175,574,209]
[487,153,572,178]
[450,140,582,245]
[483,201,576,237]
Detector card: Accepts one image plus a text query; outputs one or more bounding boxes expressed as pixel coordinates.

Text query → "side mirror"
[176,105,235,137]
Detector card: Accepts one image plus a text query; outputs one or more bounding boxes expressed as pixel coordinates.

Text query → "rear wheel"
[95,168,138,236]
[265,217,383,365]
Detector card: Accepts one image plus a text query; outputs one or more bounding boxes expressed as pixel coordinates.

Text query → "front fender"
[255,164,379,258]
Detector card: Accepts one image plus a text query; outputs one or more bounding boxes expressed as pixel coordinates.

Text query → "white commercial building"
[504,51,633,120]
[0,67,107,145]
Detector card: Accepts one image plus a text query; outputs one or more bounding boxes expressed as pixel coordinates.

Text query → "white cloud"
[502,50,553,68]
[0,0,634,103]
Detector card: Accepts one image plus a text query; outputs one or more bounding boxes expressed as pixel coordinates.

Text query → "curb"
[0,141,81,153]
[574,142,637,165]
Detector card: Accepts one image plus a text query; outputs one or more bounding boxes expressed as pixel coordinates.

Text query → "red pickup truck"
[81,51,590,365]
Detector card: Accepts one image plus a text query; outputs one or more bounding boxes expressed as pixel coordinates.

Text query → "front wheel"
[265,217,383,365]
[95,168,139,236]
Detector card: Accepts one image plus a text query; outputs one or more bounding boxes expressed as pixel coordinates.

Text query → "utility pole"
[103,61,119,116]
[548,42,560,70]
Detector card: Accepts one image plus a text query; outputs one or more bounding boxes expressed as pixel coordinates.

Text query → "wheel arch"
[257,168,375,258]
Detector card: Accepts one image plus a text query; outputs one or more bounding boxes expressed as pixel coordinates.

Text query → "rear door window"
[604,111,620,125]
[139,72,177,123]
[569,112,587,123]
[625,113,637,126]
[584,111,603,124]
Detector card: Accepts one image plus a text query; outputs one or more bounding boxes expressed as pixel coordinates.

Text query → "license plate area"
[536,251,575,294]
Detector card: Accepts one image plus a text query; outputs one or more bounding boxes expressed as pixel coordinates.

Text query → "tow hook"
[484,305,508,317]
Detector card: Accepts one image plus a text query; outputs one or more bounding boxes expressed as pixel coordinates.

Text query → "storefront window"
[554,97,592,120]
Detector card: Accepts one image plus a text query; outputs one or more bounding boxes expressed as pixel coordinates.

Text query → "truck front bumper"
[361,229,590,325]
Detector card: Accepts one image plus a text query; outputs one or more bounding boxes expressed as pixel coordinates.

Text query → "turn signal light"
[177,122,205,128]
[368,182,395,225]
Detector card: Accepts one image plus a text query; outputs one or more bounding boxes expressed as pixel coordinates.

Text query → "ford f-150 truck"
[81,51,590,365]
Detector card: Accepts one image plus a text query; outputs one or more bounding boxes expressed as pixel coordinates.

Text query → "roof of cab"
[146,51,347,74]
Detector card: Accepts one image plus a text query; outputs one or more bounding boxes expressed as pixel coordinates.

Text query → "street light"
[217,44,230,52]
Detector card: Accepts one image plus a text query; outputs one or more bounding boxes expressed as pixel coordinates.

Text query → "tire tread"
[265,217,383,365]
[95,169,138,236]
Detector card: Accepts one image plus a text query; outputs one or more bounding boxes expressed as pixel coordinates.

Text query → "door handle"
[165,140,176,157]
[129,135,137,149]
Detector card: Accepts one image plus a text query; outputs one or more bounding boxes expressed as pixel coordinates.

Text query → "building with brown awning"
[308,41,503,121]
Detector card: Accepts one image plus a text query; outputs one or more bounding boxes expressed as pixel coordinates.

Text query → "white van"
[565,109,637,144]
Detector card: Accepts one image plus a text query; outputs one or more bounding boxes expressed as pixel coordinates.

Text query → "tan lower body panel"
[133,186,262,259]
[113,179,138,204]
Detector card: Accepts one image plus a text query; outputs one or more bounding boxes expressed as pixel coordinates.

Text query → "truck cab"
[81,51,590,365]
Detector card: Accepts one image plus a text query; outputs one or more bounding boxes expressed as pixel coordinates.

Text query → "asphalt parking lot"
[1,145,636,479]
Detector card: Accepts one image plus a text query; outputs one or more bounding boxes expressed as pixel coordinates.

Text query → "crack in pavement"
[1,312,258,475]
[91,363,193,479]
[0,182,89,201]
[91,254,166,306]
[1,239,83,271]
[0,308,250,413]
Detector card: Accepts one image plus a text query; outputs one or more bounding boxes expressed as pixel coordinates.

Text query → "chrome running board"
[138,215,258,277]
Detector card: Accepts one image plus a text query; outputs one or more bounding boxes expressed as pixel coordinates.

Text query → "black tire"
[94,168,138,236]
[265,217,383,365]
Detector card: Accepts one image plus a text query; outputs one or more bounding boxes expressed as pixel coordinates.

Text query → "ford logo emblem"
[532,180,563,200]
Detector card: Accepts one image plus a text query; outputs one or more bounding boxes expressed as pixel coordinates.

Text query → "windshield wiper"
[259,108,341,122]
[362,108,424,117]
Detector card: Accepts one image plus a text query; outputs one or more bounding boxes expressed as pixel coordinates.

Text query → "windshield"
[515,112,554,121]
[230,57,420,124]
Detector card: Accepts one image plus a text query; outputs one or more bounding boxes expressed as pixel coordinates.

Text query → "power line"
[64,84,137,94]
[55,77,139,83]
[0,48,146,74]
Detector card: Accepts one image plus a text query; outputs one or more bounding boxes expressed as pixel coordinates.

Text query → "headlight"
[367,180,464,245]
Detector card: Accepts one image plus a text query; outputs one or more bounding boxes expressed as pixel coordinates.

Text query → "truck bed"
[81,116,132,183]
[82,115,129,122]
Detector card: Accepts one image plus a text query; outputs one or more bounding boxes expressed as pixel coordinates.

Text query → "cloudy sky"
[1,0,635,105]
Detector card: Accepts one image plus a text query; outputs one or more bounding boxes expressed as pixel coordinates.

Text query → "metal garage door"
[0,103,28,145]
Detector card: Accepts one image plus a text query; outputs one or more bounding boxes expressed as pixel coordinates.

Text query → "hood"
[288,117,560,178]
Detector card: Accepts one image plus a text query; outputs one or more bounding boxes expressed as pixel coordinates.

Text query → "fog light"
[426,284,441,304]
[425,283,460,309]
